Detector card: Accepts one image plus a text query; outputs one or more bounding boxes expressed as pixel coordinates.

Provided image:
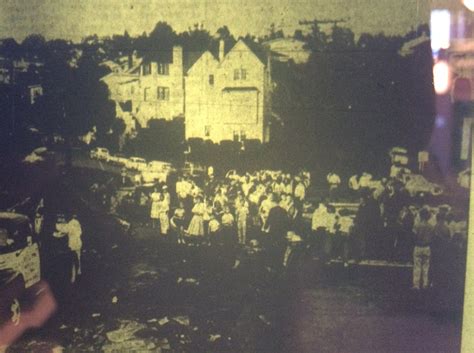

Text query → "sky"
[0,0,456,43]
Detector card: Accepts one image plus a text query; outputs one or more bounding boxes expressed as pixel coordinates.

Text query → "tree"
[21,34,46,60]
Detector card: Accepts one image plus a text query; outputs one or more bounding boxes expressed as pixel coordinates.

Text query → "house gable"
[187,51,219,76]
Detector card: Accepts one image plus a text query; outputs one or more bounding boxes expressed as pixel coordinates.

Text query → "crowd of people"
[108,160,467,289]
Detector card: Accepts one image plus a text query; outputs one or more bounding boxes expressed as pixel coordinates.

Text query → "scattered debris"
[158,317,170,326]
[172,315,190,326]
[258,314,271,326]
[147,318,158,323]
[111,296,118,304]
[111,244,118,249]
[92,313,101,318]
[106,320,145,343]
[177,277,200,285]
[208,334,221,342]
[102,340,156,353]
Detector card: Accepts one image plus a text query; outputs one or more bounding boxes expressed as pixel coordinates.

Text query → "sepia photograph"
[0,0,472,352]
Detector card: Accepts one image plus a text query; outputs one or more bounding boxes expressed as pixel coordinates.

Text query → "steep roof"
[185,38,268,74]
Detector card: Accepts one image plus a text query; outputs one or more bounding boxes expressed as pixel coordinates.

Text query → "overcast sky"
[0,0,452,43]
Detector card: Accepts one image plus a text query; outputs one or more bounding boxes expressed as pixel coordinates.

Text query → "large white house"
[184,39,272,143]
[102,39,273,143]
[134,46,185,127]
[102,47,185,130]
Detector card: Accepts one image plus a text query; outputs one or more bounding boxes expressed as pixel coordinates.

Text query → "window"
[233,68,247,80]
[209,74,214,85]
[158,63,169,75]
[142,63,151,75]
[157,87,170,100]
[233,131,239,142]
[240,130,246,141]
[204,125,211,137]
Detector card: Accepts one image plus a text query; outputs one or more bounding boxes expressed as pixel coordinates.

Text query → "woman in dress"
[150,188,161,229]
[187,195,205,238]
[158,193,170,236]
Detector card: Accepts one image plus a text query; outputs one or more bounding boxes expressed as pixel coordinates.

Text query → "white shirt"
[311,205,328,231]
[294,183,306,201]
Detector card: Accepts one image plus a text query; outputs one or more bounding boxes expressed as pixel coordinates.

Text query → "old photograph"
[0,0,472,352]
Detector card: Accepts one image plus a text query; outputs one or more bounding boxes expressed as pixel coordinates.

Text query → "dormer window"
[209,74,214,85]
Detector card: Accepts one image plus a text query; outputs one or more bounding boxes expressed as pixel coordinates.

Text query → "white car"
[90,147,110,161]
[126,157,147,171]
[108,154,128,166]
[403,174,443,197]
[141,170,168,184]
[147,160,173,173]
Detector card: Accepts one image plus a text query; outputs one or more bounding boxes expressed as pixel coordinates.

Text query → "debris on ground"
[172,315,190,326]
[258,314,271,326]
[158,317,170,326]
[111,296,118,304]
[208,334,221,342]
[102,340,156,353]
[92,313,101,318]
[177,277,200,285]
[105,320,145,343]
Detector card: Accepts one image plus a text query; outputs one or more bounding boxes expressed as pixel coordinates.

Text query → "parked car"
[141,170,168,184]
[0,212,45,330]
[90,147,110,161]
[126,157,147,171]
[403,174,443,197]
[147,160,173,173]
[182,162,206,177]
[108,153,128,166]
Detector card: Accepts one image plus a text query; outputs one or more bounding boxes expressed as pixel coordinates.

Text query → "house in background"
[101,51,141,134]
[185,39,272,143]
[133,46,185,127]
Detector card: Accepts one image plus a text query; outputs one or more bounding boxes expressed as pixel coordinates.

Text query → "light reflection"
[431,9,451,53]
[463,0,474,12]
[433,60,451,94]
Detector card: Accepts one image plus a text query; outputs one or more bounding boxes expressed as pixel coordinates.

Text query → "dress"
[159,200,170,234]
[150,192,161,219]
[187,202,205,236]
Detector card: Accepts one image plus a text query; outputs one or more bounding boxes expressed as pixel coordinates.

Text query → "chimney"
[219,39,225,62]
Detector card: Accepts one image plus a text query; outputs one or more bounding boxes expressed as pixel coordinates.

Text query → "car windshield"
[0,218,32,254]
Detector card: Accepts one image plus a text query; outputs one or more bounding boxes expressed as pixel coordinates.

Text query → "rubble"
[208,334,222,342]
[106,320,146,343]
[172,315,190,326]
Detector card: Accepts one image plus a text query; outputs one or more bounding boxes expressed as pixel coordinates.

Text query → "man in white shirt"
[54,213,83,283]
[327,173,341,200]
[311,202,329,259]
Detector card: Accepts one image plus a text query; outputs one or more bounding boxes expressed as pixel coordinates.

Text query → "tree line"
[0,21,434,176]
